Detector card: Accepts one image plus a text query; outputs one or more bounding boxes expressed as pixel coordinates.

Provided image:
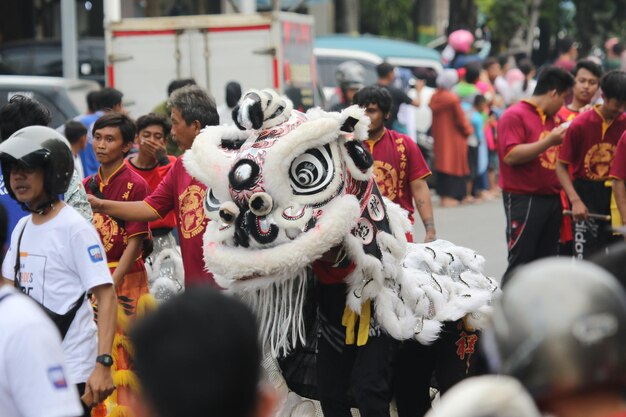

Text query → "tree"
[448,0,477,33]
[360,0,415,39]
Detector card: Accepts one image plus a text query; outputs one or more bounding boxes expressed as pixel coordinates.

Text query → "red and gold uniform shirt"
[556,105,579,124]
[559,106,626,181]
[144,157,214,287]
[125,157,177,230]
[610,131,626,181]
[497,100,561,195]
[365,129,431,218]
[84,163,150,263]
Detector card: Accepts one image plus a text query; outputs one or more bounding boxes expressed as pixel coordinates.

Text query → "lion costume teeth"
[184,89,499,357]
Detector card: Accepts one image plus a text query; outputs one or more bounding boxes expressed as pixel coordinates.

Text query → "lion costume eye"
[289,145,334,195]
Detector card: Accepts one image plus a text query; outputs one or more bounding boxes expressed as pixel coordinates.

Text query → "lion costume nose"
[249,192,273,216]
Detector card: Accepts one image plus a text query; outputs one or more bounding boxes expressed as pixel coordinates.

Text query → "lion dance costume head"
[185,89,498,356]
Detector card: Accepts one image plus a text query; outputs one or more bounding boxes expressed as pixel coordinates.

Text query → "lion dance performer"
[184,89,499,417]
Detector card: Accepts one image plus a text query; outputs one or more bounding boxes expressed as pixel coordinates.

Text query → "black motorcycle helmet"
[0,126,74,211]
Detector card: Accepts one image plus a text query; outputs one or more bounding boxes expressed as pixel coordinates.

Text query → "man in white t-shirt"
[0,126,116,416]
[0,284,84,417]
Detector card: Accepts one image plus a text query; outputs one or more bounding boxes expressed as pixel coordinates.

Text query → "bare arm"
[613,179,626,229]
[503,125,566,166]
[111,235,144,286]
[556,160,587,221]
[410,178,436,242]
[85,283,116,405]
[88,195,160,222]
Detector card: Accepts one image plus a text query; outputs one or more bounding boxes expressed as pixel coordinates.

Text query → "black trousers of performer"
[572,179,621,259]
[317,284,397,417]
[394,320,482,417]
[501,192,561,286]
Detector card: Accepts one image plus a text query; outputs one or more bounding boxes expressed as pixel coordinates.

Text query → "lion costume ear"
[233,89,293,131]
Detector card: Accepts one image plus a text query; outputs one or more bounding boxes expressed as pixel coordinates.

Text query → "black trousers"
[572,179,621,259]
[393,320,482,417]
[502,192,562,286]
[317,284,397,417]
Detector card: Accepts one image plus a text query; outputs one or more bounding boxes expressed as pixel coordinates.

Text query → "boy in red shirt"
[126,113,182,296]
[497,67,574,283]
[557,70,626,258]
[556,60,602,122]
[125,114,177,237]
[84,112,151,415]
[88,85,219,287]
[353,86,436,242]
[555,60,603,256]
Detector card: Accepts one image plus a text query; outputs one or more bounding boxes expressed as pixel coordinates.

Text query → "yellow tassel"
[113,333,135,357]
[117,304,130,332]
[342,306,357,345]
[341,301,371,346]
[113,369,141,393]
[136,293,157,318]
[109,389,118,405]
[108,405,134,417]
[609,183,622,234]
[356,300,371,346]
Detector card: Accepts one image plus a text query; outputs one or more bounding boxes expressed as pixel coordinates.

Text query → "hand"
[85,364,114,406]
[141,138,165,159]
[571,199,588,222]
[87,194,103,212]
[424,230,437,243]
[548,124,567,146]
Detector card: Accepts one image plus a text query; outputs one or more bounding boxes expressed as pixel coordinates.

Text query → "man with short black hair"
[64,120,88,179]
[129,287,277,417]
[376,62,420,130]
[557,70,626,259]
[498,66,575,282]
[557,60,603,122]
[554,37,578,72]
[80,87,126,177]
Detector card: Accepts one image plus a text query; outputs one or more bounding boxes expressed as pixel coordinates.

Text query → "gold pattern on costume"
[538,132,558,170]
[584,142,615,180]
[93,213,120,252]
[372,161,398,201]
[178,185,206,239]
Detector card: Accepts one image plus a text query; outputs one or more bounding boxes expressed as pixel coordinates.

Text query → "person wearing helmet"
[0,126,117,416]
[483,258,626,417]
[328,61,366,112]
[0,95,93,250]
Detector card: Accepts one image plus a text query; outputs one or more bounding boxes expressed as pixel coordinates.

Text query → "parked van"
[315,34,442,99]
[0,75,99,129]
[0,38,105,85]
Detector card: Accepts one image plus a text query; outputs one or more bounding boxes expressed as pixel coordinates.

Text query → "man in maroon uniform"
[84,112,152,414]
[555,60,603,256]
[497,67,574,283]
[354,85,436,242]
[557,70,626,259]
[88,86,219,287]
[556,60,602,123]
[354,87,479,417]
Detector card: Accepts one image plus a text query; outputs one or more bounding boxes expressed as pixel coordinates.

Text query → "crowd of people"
[0,30,626,417]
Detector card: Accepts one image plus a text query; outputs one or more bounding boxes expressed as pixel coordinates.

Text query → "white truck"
[105,12,318,117]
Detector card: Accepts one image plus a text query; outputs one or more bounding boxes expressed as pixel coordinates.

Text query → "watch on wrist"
[96,354,114,367]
